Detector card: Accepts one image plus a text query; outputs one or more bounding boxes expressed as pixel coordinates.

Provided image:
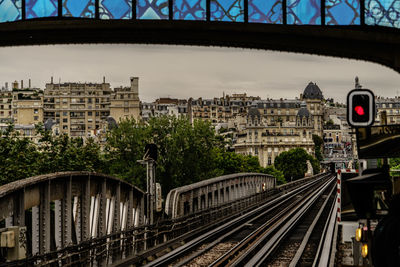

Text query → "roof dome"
[303,82,323,100]
[248,107,261,117]
[297,102,310,117]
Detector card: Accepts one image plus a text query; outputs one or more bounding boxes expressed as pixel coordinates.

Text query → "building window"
[268,157,272,165]
[34,109,39,114]
[34,116,39,121]
[63,118,68,123]
[88,111,92,116]
[63,111,67,116]
[124,108,129,113]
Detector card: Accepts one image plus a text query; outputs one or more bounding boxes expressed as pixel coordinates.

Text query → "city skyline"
[1,44,400,103]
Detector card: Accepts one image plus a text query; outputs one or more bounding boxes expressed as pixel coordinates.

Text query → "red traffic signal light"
[347,89,375,127]
[355,106,365,116]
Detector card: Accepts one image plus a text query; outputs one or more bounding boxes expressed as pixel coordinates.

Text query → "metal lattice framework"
[0,171,281,265]
[0,0,400,28]
[0,172,145,258]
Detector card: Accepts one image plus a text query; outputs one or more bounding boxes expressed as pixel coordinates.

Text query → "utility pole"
[137,144,157,226]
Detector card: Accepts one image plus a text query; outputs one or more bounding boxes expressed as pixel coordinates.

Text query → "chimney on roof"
[51,76,53,84]
[21,80,23,89]
[5,82,8,90]
[103,76,105,83]
[29,79,31,88]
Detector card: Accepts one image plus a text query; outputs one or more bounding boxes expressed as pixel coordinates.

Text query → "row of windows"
[1,1,400,28]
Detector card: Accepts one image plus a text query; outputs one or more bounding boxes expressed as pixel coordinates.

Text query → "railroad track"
[144,173,334,267]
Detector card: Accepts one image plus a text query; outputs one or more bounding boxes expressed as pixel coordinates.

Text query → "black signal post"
[347,89,375,127]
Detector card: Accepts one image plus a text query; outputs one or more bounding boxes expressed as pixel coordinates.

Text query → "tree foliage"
[104,116,223,194]
[0,117,286,194]
[312,134,323,162]
[390,158,400,169]
[104,116,286,194]
[0,125,41,185]
[274,148,320,181]
[0,124,103,186]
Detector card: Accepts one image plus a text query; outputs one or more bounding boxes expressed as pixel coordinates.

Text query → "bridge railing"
[165,172,275,218]
[0,1,399,29]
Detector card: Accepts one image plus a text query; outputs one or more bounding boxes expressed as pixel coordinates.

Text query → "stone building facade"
[234,103,315,167]
[375,96,400,125]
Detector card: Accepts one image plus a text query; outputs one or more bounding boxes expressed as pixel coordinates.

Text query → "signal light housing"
[347,89,375,127]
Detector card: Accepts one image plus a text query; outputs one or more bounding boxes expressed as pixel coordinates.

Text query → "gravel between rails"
[181,242,238,267]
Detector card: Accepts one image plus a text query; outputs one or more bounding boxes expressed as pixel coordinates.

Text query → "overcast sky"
[0,44,399,103]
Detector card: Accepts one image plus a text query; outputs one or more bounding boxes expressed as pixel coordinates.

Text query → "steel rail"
[144,174,331,267]
[288,184,336,267]
[312,193,338,267]
[240,176,335,267]
[176,178,317,267]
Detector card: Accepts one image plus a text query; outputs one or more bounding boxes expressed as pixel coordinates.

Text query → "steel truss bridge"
[1,0,400,72]
[0,171,277,265]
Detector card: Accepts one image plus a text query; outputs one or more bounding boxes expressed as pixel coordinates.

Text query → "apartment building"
[12,89,43,125]
[189,93,261,123]
[375,96,400,125]
[0,90,12,122]
[141,98,188,121]
[234,104,315,167]
[110,77,140,122]
[43,77,140,137]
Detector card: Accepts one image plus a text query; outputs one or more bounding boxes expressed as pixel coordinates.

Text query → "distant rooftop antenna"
[355,76,362,89]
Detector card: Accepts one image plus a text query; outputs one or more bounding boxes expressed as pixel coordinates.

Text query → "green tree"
[312,134,323,161]
[36,126,104,174]
[390,158,400,169]
[0,124,104,186]
[213,149,286,184]
[0,125,41,185]
[260,166,286,185]
[213,149,261,175]
[105,116,222,194]
[274,148,320,181]
[103,117,149,188]
[325,119,334,125]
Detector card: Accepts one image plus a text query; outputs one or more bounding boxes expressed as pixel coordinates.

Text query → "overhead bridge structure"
[1,1,400,72]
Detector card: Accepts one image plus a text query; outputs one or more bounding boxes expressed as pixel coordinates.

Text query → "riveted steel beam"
[62,176,72,247]
[98,178,107,237]
[81,176,91,241]
[39,181,51,254]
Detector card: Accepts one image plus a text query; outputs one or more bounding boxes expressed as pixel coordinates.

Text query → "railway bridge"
[0,171,284,265]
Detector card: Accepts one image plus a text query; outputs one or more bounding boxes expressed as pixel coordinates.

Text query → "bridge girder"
[1,19,400,72]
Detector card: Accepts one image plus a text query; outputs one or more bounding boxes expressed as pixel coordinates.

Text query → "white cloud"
[0,44,399,103]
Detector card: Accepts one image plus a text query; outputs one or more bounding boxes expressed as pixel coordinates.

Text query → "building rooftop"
[303,82,323,100]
